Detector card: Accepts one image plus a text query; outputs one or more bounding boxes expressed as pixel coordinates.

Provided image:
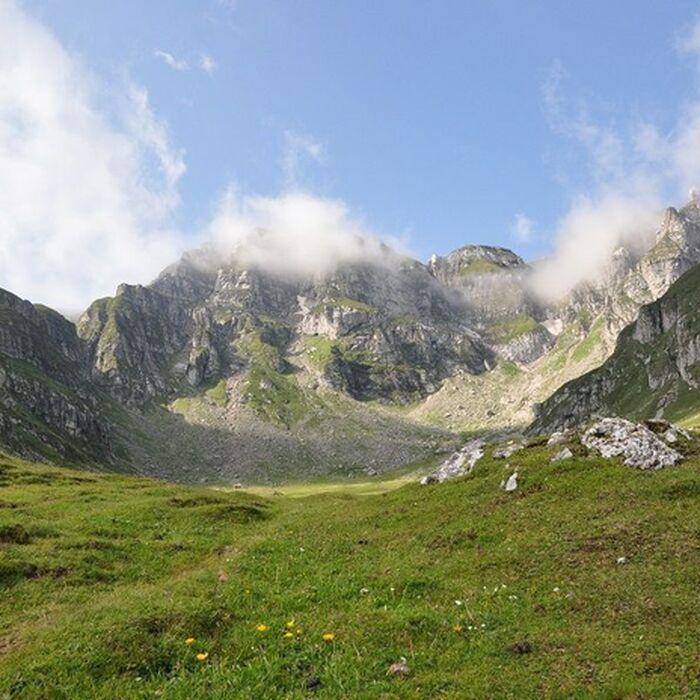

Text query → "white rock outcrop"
[547,430,572,446]
[493,442,524,459]
[502,471,519,492]
[420,440,484,484]
[581,417,683,471]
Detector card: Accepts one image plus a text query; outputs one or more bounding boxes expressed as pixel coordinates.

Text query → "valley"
[3,4,700,697]
[1,439,698,698]
[3,199,700,484]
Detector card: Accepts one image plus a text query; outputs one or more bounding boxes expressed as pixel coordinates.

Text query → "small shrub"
[0,524,31,544]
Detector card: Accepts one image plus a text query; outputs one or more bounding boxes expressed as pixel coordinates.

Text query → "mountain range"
[2,198,700,483]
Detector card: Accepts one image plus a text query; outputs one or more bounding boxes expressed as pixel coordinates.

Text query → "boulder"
[547,430,572,446]
[493,442,524,459]
[551,447,573,462]
[502,470,519,492]
[420,440,484,484]
[581,417,682,471]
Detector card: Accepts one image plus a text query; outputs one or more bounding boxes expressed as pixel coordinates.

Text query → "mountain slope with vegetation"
[0,289,116,466]
[4,198,700,482]
[1,443,698,698]
[532,263,700,434]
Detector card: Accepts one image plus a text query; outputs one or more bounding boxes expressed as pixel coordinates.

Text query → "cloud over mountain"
[532,22,700,300]
[0,0,187,311]
[205,188,401,277]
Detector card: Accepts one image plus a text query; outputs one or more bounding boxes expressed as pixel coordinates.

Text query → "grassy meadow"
[0,437,699,698]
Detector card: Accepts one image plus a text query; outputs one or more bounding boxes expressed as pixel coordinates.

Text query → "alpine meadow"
[0,2,699,698]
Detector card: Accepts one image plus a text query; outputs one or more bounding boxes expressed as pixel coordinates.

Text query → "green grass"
[458,260,502,275]
[242,364,313,426]
[239,455,445,498]
[302,336,337,370]
[302,335,375,374]
[1,443,699,698]
[241,475,413,498]
[487,316,540,344]
[678,407,700,430]
[312,296,376,314]
[235,331,318,427]
[570,316,606,363]
[205,380,228,408]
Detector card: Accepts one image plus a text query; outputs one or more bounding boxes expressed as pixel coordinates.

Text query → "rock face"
[428,245,555,363]
[420,440,484,484]
[78,249,495,407]
[493,442,524,459]
[3,199,700,482]
[0,289,113,463]
[580,418,683,470]
[77,254,218,404]
[532,262,700,433]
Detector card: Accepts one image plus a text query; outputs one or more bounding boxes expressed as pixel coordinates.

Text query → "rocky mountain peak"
[4,197,700,482]
[427,244,525,284]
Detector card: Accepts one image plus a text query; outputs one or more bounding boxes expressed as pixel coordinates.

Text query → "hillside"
[413,200,700,436]
[532,263,700,434]
[4,198,700,483]
[1,443,698,698]
[0,289,116,466]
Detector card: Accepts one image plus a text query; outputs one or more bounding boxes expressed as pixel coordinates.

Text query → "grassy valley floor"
[0,441,699,698]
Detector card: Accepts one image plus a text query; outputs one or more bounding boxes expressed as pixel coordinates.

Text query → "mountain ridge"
[3,199,700,482]
[532,262,700,433]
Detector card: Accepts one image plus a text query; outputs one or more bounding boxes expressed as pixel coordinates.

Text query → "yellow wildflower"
[256,624,269,632]
[322,632,335,642]
[184,638,195,645]
[196,652,208,662]
[286,619,296,629]
[283,631,294,639]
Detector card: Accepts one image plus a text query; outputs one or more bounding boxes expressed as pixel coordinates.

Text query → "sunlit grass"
[1,443,699,698]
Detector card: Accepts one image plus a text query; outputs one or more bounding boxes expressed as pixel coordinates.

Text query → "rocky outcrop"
[429,246,546,331]
[428,245,525,286]
[581,418,682,470]
[0,289,113,463]
[420,440,484,484]
[78,272,215,403]
[568,201,700,343]
[502,470,519,491]
[493,441,524,459]
[486,320,555,364]
[78,250,497,407]
[531,263,700,433]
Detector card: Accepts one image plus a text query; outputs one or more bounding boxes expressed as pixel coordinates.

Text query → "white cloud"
[677,15,700,58]
[530,191,661,300]
[205,188,404,277]
[531,31,700,300]
[512,214,534,243]
[0,2,401,311]
[281,130,326,188]
[126,85,186,195]
[200,53,217,73]
[542,60,626,185]
[0,1,187,311]
[154,49,189,71]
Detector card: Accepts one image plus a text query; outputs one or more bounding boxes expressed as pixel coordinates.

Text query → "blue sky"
[4,0,700,308]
